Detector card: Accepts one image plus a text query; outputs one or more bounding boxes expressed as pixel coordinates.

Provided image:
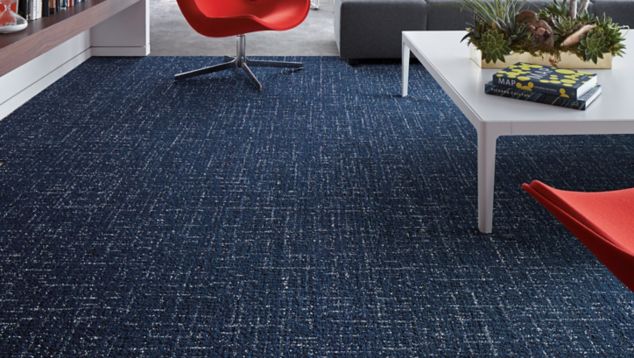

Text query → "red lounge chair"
[522,180,634,291]
[175,0,310,90]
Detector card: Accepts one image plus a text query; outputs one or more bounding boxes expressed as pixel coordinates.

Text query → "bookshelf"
[0,0,141,77]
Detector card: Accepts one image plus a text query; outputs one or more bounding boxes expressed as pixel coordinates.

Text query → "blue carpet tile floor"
[0,57,633,356]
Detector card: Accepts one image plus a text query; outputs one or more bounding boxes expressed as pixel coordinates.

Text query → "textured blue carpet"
[0,57,633,356]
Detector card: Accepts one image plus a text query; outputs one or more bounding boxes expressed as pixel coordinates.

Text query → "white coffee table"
[401,31,634,234]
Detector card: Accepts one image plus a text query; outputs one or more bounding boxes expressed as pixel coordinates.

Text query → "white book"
[35,0,42,20]
[30,0,40,20]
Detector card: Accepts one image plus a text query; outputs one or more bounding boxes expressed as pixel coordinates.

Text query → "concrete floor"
[150,0,339,56]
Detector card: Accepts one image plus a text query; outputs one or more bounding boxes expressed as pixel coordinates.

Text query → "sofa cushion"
[335,0,427,59]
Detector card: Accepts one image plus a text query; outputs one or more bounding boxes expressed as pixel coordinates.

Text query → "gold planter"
[469,45,612,69]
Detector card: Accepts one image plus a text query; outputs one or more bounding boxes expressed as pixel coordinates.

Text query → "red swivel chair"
[523,180,634,291]
[175,0,310,90]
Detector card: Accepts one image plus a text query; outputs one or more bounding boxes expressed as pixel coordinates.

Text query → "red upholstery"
[522,180,634,291]
[177,0,310,38]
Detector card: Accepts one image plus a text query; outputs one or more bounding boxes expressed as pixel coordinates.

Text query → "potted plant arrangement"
[463,0,627,68]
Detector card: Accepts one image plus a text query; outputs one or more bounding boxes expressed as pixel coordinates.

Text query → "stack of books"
[484,62,601,110]
[17,0,85,21]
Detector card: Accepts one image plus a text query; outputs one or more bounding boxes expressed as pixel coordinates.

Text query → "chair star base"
[175,35,303,91]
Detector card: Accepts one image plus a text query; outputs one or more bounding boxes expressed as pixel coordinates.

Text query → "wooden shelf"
[0,0,140,76]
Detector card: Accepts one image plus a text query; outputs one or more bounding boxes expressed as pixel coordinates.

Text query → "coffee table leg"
[402,41,410,97]
[477,129,498,234]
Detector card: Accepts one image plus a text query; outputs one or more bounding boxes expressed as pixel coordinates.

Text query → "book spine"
[35,0,41,19]
[491,77,575,99]
[485,83,588,110]
[18,0,28,18]
[28,0,34,20]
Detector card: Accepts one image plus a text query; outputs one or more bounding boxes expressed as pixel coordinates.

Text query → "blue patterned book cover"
[485,82,601,110]
[492,63,597,100]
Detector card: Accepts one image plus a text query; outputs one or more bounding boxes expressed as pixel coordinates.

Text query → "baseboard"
[0,44,151,120]
[0,43,151,120]
[92,45,150,57]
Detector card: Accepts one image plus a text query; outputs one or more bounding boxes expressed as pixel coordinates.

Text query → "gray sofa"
[334,0,634,61]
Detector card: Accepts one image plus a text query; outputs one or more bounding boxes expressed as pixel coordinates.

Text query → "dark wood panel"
[0,0,140,76]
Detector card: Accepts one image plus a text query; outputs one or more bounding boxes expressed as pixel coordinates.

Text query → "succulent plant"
[462,0,527,45]
[549,15,582,39]
[595,15,627,55]
[478,29,513,63]
[462,0,529,61]
[540,0,593,46]
[577,16,626,62]
[539,0,570,19]
[579,31,610,62]
[463,0,522,35]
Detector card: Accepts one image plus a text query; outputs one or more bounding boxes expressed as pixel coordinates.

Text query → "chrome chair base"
[174,35,303,91]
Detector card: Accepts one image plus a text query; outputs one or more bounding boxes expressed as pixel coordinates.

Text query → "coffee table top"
[403,31,634,135]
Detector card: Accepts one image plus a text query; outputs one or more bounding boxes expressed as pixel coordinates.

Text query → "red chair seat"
[174,0,309,90]
[179,0,310,38]
[523,180,634,291]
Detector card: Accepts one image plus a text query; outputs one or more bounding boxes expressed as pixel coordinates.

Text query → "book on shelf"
[17,0,28,18]
[43,0,49,17]
[485,81,602,110]
[32,0,41,20]
[493,62,598,100]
